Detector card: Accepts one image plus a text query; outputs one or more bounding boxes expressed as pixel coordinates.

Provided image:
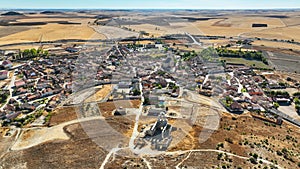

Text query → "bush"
[249,157,258,164]
[252,153,258,159]
[217,153,223,160]
[225,138,233,144]
[216,142,224,149]
[276,150,283,156]
[273,102,280,109]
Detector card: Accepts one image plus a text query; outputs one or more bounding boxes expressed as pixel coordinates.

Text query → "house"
[148,96,165,105]
[118,81,132,89]
[230,102,244,113]
[274,98,291,106]
[276,117,283,125]
[6,112,21,120]
[18,103,35,112]
[2,60,12,69]
[27,94,41,101]
[0,111,5,120]
[37,83,51,90]
[4,104,16,112]
[248,104,263,111]
[14,80,26,88]
[65,47,80,53]
[15,87,28,96]
[0,70,8,80]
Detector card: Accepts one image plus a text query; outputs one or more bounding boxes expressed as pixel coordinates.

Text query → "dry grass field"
[243,25,300,41]
[0,122,108,169]
[0,26,35,38]
[212,16,285,28]
[253,40,300,51]
[0,11,299,52]
[1,106,300,168]
[280,15,300,26]
[49,106,78,126]
[0,14,106,46]
[0,23,105,45]
[91,25,139,39]
[220,57,271,69]
[84,85,112,103]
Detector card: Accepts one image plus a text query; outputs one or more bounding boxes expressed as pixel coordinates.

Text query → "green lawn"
[220,57,271,69]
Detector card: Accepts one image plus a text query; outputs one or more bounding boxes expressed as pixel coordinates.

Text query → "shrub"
[225,138,233,144]
[249,157,258,164]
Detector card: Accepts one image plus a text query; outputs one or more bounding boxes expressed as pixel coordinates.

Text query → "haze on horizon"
[1,0,300,9]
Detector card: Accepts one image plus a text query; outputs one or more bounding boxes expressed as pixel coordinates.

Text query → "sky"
[1,0,300,9]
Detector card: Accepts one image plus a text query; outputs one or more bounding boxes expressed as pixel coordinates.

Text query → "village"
[0,33,300,152]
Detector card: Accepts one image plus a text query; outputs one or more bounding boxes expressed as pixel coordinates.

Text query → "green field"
[220,57,271,69]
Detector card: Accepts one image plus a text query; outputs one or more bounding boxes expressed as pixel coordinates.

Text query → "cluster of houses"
[0,60,13,80]
[1,38,297,129]
[0,55,75,125]
[216,64,296,124]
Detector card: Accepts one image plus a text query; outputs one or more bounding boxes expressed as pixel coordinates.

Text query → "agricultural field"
[220,57,271,69]
[91,25,139,39]
[253,40,300,51]
[243,26,300,42]
[266,52,300,73]
[0,23,105,45]
[0,13,106,46]
[0,26,35,38]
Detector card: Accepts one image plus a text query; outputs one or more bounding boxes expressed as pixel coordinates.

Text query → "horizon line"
[1,8,300,10]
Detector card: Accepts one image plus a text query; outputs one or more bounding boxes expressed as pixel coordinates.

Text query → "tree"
[43,50,49,56]
[249,157,258,164]
[143,98,150,105]
[273,102,280,109]
[294,98,300,105]
[30,48,37,58]
[293,92,300,97]
[217,153,223,160]
[252,153,258,159]
[132,89,141,96]
[295,105,300,112]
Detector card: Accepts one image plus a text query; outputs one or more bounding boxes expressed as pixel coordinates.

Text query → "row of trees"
[19,48,48,60]
[265,90,290,98]
[216,47,268,65]
[180,50,197,61]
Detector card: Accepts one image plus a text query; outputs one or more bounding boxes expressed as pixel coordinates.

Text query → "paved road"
[185,32,202,46]
[269,108,300,127]
[0,70,16,111]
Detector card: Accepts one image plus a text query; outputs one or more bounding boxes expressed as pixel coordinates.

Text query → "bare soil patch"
[98,100,141,117]
[49,106,78,126]
[0,26,35,38]
[0,123,108,169]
